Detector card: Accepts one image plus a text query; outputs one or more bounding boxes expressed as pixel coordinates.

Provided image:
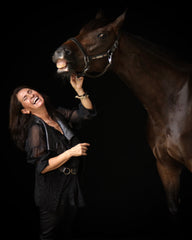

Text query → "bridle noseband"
[68,36,119,78]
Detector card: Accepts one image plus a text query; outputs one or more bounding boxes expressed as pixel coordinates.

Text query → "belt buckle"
[63,167,71,176]
[70,168,77,175]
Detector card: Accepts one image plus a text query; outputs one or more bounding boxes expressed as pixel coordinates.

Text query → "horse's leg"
[156,157,183,215]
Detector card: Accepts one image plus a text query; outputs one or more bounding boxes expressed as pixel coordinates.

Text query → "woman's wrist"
[75,88,85,96]
[65,149,73,159]
[75,92,89,100]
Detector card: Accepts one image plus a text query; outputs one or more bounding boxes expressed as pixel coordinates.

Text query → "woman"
[9,74,96,240]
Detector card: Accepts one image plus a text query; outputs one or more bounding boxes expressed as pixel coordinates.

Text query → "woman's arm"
[70,74,93,110]
[41,142,90,174]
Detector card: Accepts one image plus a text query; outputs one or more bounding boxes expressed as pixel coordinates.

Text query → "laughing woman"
[9,75,96,240]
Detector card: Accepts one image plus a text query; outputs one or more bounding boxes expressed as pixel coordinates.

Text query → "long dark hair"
[9,86,55,151]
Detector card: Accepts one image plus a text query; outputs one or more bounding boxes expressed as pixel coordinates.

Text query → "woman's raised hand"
[70,74,84,93]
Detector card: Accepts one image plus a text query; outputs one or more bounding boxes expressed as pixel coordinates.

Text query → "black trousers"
[39,204,77,240]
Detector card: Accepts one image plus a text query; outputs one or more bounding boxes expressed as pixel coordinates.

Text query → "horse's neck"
[112,33,186,122]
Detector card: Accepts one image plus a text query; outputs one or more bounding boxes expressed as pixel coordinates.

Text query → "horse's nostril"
[55,46,71,58]
[64,48,71,56]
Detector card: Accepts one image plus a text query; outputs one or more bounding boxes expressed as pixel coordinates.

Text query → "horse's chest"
[165,133,183,161]
[151,122,191,162]
[165,126,192,161]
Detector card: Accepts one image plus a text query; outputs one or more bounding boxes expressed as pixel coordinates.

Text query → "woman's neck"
[32,106,52,122]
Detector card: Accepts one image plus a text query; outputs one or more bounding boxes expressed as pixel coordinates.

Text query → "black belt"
[59,167,78,175]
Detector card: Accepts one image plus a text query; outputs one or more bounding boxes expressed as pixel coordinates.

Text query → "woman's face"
[17,88,45,114]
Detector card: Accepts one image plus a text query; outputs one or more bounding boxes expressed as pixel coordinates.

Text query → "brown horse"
[52,11,192,214]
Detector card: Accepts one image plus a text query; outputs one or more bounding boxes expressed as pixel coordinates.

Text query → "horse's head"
[52,10,126,78]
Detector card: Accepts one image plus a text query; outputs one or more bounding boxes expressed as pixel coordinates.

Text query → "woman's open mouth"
[56,59,69,73]
[33,96,40,104]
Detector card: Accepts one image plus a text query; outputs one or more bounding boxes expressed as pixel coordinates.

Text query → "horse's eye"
[97,33,105,39]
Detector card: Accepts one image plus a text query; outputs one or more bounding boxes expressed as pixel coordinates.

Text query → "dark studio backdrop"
[5,3,192,239]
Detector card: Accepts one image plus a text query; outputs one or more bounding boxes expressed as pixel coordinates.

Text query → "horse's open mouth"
[56,59,69,73]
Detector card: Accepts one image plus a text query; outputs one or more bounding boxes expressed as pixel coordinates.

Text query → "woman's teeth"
[33,97,39,104]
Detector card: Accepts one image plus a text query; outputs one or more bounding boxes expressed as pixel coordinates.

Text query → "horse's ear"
[95,9,104,19]
[111,10,127,34]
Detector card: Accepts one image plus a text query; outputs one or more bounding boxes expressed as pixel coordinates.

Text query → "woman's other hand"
[68,143,90,157]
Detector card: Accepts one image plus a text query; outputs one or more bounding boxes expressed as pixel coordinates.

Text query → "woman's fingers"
[80,143,90,155]
[80,143,90,147]
[69,143,90,157]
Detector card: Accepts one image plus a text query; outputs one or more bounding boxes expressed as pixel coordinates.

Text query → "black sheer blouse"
[25,103,96,211]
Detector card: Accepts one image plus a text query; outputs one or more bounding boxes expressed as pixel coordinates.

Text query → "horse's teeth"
[56,59,67,69]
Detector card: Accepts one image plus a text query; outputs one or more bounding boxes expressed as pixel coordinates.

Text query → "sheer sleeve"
[57,103,96,128]
[25,124,52,174]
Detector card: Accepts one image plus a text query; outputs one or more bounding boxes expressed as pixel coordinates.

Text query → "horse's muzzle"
[52,46,72,63]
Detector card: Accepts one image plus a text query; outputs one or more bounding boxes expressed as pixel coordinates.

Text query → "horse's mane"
[127,32,192,73]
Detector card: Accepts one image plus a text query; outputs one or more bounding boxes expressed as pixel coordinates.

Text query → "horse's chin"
[56,64,85,78]
[56,65,80,79]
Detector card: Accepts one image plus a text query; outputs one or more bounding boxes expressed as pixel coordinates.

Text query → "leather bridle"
[68,36,119,78]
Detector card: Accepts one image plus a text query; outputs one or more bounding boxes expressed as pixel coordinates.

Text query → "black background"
[5,3,192,239]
